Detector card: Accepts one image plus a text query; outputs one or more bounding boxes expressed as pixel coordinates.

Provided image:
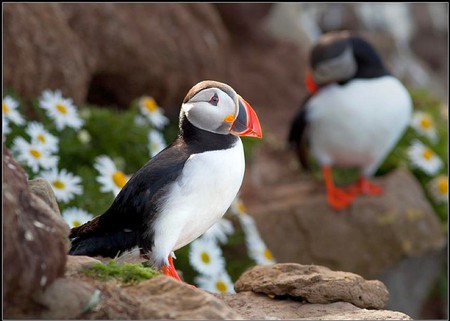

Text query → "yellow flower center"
[422,148,434,160]
[56,103,68,114]
[237,201,247,214]
[37,134,46,143]
[264,248,273,260]
[420,117,432,129]
[216,281,228,293]
[52,180,66,190]
[29,149,41,159]
[200,252,210,264]
[112,171,127,188]
[438,178,448,195]
[72,220,81,227]
[143,98,158,113]
[3,103,9,113]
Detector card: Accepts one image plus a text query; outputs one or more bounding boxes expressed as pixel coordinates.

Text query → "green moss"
[83,261,161,284]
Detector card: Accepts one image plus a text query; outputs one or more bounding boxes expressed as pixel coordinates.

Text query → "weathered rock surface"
[29,177,61,216]
[234,263,389,309]
[65,255,103,277]
[242,164,446,279]
[3,146,70,318]
[216,292,412,320]
[33,277,100,320]
[3,3,306,123]
[125,276,242,320]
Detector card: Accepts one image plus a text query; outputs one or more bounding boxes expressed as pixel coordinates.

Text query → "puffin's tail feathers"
[69,231,140,258]
[288,97,312,171]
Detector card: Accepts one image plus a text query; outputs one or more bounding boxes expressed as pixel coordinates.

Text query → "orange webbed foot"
[345,177,383,196]
[327,187,356,210]
[323,166,356,211]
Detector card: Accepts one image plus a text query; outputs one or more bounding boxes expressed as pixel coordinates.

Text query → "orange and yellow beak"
[230,96,263,139]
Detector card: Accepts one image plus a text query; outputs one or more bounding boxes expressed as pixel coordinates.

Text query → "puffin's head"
[181,80,262,138]
[305,31,387,94]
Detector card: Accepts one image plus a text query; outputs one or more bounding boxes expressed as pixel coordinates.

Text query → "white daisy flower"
[428,175,448,204]
[230,196,249,216]
[194,270,236,294]
[3,95,25,125]
[39,90,84,131]
[78,129,92,144]
[40,168,83,203]
[138,96,169,129]
[25,121,59,152]
[202,218,235,244]
[134,114,148,127]
[3,116,11,136]
[94,155,130,196]
[148,130,167,157]
[62,207,93,228]
[11,137,59,173]
[410,112,438,143]
[245,233,276,266]
[189,237,226,276]
[407,139,443,175]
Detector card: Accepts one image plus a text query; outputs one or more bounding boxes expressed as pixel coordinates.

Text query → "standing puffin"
[69,80,262,280]
[288,31,412,210]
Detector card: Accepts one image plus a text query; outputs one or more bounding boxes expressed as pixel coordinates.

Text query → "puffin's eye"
[209,93,219,106]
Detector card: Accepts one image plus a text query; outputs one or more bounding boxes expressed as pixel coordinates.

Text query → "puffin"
[288,31,412,210]
[69,80,262,280]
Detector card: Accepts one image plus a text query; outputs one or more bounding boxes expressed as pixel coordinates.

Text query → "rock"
[65,255,103,277]
[29,177,61,216]
[3,3,307,126]
[77,275,242,320]
[216,292,412,320]
[234,263,389,309]
[125,276,242,320]
[241,167,446,279]
[377,247,447,319]
[3,3,230,110]
[33,277,100,320]
[3,146,70,318]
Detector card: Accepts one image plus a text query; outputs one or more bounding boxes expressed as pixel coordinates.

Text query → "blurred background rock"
[3,3,448,319]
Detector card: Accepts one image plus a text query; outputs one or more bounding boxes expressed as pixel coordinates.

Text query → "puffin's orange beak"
[305,71,320,94]
[230,96,263,139]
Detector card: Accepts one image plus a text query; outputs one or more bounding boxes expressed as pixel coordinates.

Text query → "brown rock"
[3,3,89,106]
[3,3,307,126]
[65,255,103,277]
[124,276,242,320]
[3,146,70,317]
[217,292,412,320]
[29,177,61,216]
[234,263,389,309]
[3,3,230,111]
[242,165,446,279]
[33,277,100,320]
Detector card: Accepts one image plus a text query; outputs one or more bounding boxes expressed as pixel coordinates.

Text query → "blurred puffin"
[288,31,412,210]
[70,80,262,280]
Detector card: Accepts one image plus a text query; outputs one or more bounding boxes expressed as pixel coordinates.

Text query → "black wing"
[288,94,312,171]
[69,139,190,257]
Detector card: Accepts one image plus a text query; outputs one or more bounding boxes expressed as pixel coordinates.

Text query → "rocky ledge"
[3,145,412,320]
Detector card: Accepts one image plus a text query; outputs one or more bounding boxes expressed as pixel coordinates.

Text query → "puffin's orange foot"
[361,181,383,195]
[327,187,355,211]
[345,178,383,196]
[162,255,183,281]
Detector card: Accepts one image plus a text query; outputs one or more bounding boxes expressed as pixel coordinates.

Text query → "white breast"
[307,76,412,176]
[150,138,245,266]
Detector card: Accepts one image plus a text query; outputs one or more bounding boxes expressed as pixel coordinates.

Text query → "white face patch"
[181,88,237,135]
[313,45,357,84]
